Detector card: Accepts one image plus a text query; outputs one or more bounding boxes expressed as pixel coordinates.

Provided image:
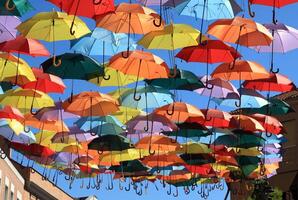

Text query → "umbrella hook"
[119,180,124,190]
[167,184,172,195]
[125,180,131,191]
[173,187,179,197]
[136,185,143,196]
[93,0,102,4]
[234,100,241,108]
[133,60,142,101]
[5,0,15,11]
[272,6,278,24]
[103,74,111,80]
[53,55,62,67]
[270,65,279,74]
[166,104,175,115]
[265,131,272,137]
[106,176,114,190]
[247,2,255,17]
[168,65,178,78]
[153,0,162,27]
[184,186,190,195]
[148,146,156,155]
[24,126,31,133]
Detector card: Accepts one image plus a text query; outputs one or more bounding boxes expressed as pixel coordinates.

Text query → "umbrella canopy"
[250,114,283,135]
[179,142,211,154]
[17,11,90,41]
[51,126,98,143]
[96,3,164,34]
[138,23,206,50]
[42,53,104,80]
[88,134,133,152]
[11,143,56,157]
[62,91,119,116]
[0,88,54,110]
[0,35,50,57]
[207,16,273,46]
[0,105,24,122]
[162,122,211,138]
[249,0,298,8]
[176,40,241,63]
[47,0,115,18]
[252,23,298,53]
[213,133,265,148]
[24,114,69,132]
[0,16,21,43]
[175,0,235,20]
[180,153,215,165]
[112,106,144,124]
[243,73,296,92]
[211,60,270,81]
[200,109,232,128]
[0,0,34,16]
[145,69,204,91]
[142,154,185,168]
[110,159,149,173]
[154,102,205,123]
[230,114,265,132]
[22,68,66,94]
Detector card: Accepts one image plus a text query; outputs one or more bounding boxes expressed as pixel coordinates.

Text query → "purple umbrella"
[138,0,187,6]
[126,113,177,134]
[51,126,98,143]
[262,143,281,154]
[0,16,21,43]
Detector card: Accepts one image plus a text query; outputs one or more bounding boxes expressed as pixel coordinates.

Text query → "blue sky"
[12,0,298,199]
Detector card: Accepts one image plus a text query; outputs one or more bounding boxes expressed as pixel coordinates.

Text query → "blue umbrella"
[71,28,137,57]
[213,88,269,108]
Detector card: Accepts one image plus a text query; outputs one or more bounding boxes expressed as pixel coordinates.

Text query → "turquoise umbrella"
[120,85,174,111]
[71,27,137,57]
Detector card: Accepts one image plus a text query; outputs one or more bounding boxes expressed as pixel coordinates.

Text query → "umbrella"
[142,154,185,168]
[145,69,204,91]
[243,73,296,92]
[214,88,269,108]
[21,68,65,94]
[62,91,119,116]
[17,11,90,66]
[0,105,24,122]
[112,106,145,124]
[109,50,170,101]
[126,113,177,134]
[154,102,205,123]
[24,114,69,132]
[119,85,174,110]
[179,142,211,154]
[213,134,265,148]
[248,0,298,22]
[180,153,215,165]
[11,143,56,157]
[230,115,265,132]
[200,109,232,128]
[101,149,149,164]
[250,114,283,135]
[0,0,34,16]
[71,27,137,57]
[207,17,273,47]
[88,135,134,152]
[0,16,21,43]
[96,3,164,55]
[110,159,149,173]
[51,126,98,143]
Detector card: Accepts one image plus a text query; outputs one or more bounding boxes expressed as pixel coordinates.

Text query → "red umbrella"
[243,73,296,92]
[11,143,56,157]
[21,68,66,94]
[191,109,233,128]
[0,106,24,122]
[250,113,283,135]
[0,35,50,57]
[48,0,115,19]
[230,114,265,132]
[184,164,216,176]
[175,40,241,64]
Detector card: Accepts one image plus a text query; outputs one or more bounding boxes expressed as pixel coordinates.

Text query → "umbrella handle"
[168,65,178,78]
[24,126,31,133]
[53,55,62,67]
[153,16,162,27]
[205,83,214,90]
[270,66,279,74]
[173,187,179,197]
[121,49,130,58]
[125,181,131,191]
[97,149,104,154]
[167,185,172,195]
[248,2,255,17]
[5,0,15,11]
[166,104,175,115]
[234,100,241,108]
[30,105,38,116]
[103,74,111,80]
[235,148,241,153]
[265,132,272,137]
[93,0,102,5]
[272,6,278,24]
[148,146,155,155]
[70,21,76,36]
[133,88,141,101]
[184,186,190,195]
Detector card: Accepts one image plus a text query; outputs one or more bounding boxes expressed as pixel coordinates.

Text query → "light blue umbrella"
[213,88,269,108]
[120,85,174,111]
[0,119,35,144]
[71,28,137,57]
[174,0,234,20]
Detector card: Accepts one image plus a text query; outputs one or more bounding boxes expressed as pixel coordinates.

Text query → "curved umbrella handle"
[103,74,111,80]
[93,0,102,4]
[30,105,38,116]
[270,65,279,74]
[153,16,162,27]
[206,83,214,90]
[167,185,172,195]
[168,65,178,78]
[70,21,76,36]
[173,187,179,197]
[235,148,241,153]
[234,100,241,108]
[166,104,175,115]
[133,87,141,101]
[184,186,190,195]
[265,131,272,137]
[272,7,278,24]
[148,146,155,155]
[5,0,15,11]
[248,2,255,17]
[53,55,62,67]
[24,126,31,133]
[125,181,131,191]
[121,49,130,58]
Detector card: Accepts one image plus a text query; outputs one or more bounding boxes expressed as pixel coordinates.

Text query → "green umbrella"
[213,133,265,148]
[180,154,215,165]
[145,69,204,91]
[240,98,295,116]
[88,135,133,152]
[241,164,259,177]
[1,0,34,16]
[109,160,149,173]
[237,156,260,166]
[41,53,104,80]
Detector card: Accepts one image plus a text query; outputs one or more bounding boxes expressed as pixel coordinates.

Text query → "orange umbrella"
[211,60,270,81]
[250,113,283,135]
[141,154,185,168]
[154,102,205,123]
[109,50,169,101]
[230,114,265,132]
[96,3,164,55]
[207,16,273,47]
[135,135,181,155]
[62,91,119,116]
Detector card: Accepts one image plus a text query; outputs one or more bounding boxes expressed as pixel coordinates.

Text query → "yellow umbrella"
[100,149,149,163]
[89,67,142,87]
[228,147,262,156]
[4,119,24,136]
[0,56,35,85]
[138,23,208,50]
[112,106,145,124]
[178,142,211,154]
[0,88,54,112]
[17,11,90,66]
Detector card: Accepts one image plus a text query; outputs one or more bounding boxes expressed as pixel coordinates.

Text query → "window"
[4,185,8,200]
[17,191,22,200]
[10,191,13,200]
